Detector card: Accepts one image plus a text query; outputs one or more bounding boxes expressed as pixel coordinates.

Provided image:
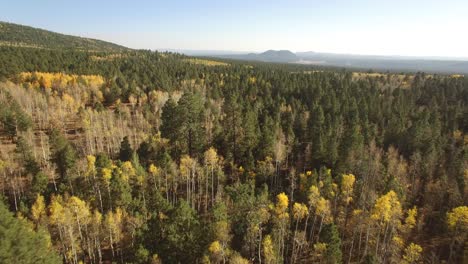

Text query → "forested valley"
[0,43,467,264]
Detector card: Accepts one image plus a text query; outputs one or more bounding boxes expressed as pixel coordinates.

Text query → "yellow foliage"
[262,235,276,264]
[313,242,328,258]
[341,173,355,204]
[208,240,222,254]
[275,192,289,218]
[392,236,404,249]
[86,155,96,177]
[316,197,332,223]
[229,254,250,264]
[101,168,112,185]
[352,209,363,216]
[402,243,423,264]
[92,209,102,225]
[446,206,468,231]
[405,206,418,230]
[121,161,135,181]
[293,202,309,220]
[48,195,65,225]
[371,190,402,224]
[68,196,91,224]
[19,72,105,89]
[149,164,159,175]
[31,194,46,223]
[180,155,196,176]
[308,185,320,206]
[204,147,219,166]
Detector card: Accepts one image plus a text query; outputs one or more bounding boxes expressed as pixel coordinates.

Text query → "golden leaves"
[402,243,423,264]
[208,240,222,254]
[31,194,46,223]
[19,72,105,90]
[341,173,355,204]
[204,147,219,167]
[292,202,309,220]
[275,192,289,218]
[371,190,402,224]
[446,206,468,230]
[404,206,418,230]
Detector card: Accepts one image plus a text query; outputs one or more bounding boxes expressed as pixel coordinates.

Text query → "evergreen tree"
[119,136,134,162]
[0,200,61,264]
[320,223,342,264]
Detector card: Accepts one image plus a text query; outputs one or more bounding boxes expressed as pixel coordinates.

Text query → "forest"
[0,43,467,264]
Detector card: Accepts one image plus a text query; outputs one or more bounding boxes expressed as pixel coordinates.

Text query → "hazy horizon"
[2,0,468,58]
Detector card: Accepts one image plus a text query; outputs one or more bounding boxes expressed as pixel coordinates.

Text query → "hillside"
[0,21,129,51]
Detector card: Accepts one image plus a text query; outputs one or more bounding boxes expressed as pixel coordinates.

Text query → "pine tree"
[0,200,61,264]
[320,223,342,264]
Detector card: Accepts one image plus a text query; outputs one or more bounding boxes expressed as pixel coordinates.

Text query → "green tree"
[0,200,61,264]
[49,129,77,183]
[163,200,203,263]
[119,136,134,162]
[320,223,342,264]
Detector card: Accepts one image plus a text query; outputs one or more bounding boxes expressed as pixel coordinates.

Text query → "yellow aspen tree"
[85,155,96,180]
[311,242,327,263]
[204,147,219,207]
[404,206,418,232]
[316,197,332,239]
[180,155,197,208]
[86,155,105,212]
[338,173,356,249]
[446,206,468,261]
[402,243,422,264]
[90,209,103,264]
[105,207,124,258]
[273,192,289,262]
[121,161,136,182]
[291,202,309,264]
[149,164,160,190]
[229,253,250,264]
[31,194,46,227]
[341,174,355,205]
[370,190,402,261]
[262,235,277,264]
[208,240,225,263]
[49,195,79,264]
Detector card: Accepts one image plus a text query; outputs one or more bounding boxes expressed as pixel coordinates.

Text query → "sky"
[1,0,468,57]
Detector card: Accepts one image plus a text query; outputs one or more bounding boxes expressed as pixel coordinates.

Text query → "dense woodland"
[0,43,467,264]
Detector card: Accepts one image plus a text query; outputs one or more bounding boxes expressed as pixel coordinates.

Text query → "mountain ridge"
[0,21,129,52]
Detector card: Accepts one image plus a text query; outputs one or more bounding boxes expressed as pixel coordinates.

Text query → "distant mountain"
[295,51,468,73]
[255,50,298,62]
[218,50,298,63]
[206,49,468,74]
[0,21,129,52]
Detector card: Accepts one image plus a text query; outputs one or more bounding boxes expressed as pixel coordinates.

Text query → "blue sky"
[1,0,467,57]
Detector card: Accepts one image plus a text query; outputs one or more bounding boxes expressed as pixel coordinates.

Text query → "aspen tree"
[262,235,277,264]
[31,194,46,227]
[446,206,468,262]
[291,202,309,263]
[204,147,219,207]
[370,190,402,260]
[273,192,289,262]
